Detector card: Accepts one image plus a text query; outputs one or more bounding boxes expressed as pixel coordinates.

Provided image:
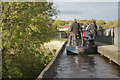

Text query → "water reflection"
[54,49,120,78]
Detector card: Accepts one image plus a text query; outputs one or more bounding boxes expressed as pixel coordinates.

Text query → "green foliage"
[106,21,113,26]
[52,49,56,53]
[112,19,120,27]
[78,20,89,25]
[2,2,58,79]
[65,20,73,24]
[104,21,113,28]
[59,18,119,29]
[88,19,97,22]
[53,19,66,30]
[103,19,120,29]
[97,19,106,26]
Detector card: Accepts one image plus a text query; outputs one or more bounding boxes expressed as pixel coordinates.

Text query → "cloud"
[59,9,85,15]
[53,2,118,21]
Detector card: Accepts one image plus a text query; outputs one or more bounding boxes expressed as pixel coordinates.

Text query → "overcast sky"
[50,0,119,21]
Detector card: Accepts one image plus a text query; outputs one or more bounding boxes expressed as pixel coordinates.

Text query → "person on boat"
[86,23,89,30]
[87,21,97,37]
[87,21,98,45]
[70,19,81,46]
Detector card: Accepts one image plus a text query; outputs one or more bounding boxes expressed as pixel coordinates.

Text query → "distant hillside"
[53,19,120,30]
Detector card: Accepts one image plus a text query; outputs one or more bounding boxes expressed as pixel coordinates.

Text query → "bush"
[2,2,58,79]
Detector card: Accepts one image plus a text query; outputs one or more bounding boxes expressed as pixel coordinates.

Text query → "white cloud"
[53,2,118,21]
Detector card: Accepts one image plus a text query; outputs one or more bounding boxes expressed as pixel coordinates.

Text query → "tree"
[97,19,106,26]
[88,19,97,22]
[112,19,120,27]
[104,21,113,28]
[2,2,58,78]
[66,20,73,24]
[53,19,65,30]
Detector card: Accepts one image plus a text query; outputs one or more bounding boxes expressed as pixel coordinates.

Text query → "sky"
[49,0,119,21]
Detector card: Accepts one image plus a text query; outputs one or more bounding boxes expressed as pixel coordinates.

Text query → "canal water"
[53,47,120,78]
